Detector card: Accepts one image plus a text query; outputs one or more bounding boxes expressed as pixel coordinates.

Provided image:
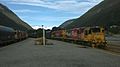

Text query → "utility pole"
[42,25,45,45]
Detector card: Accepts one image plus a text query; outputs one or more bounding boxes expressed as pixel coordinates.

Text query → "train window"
[91,28,100,32]
[15,32,17,34]
[85,30,88,35]
[102,29,104,32]
[77,30,80,34]
[89,30,92,34]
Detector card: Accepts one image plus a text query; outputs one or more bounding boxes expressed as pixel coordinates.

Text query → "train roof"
[0,25,15,32]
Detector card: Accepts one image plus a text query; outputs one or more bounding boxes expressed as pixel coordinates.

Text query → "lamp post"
[42,25,45,45]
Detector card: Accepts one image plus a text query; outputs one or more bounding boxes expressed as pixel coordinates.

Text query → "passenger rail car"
[0,25,28,45]
[0,25,15,45]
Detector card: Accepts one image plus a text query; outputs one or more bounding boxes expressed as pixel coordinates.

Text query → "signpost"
[42,25,45,45]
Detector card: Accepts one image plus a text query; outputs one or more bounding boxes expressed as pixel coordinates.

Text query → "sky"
[0,0,103,29]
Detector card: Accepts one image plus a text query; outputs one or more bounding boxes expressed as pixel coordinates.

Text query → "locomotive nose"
[94,33,104,43]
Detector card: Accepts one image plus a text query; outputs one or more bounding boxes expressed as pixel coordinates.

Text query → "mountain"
[0,3,33,31]
[59,19,76,29]
[60,0,120,31]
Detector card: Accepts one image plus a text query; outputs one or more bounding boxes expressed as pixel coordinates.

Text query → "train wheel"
[97,44,107,49]
[103,44,108,49]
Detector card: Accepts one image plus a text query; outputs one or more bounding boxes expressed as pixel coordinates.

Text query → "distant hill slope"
[59,19,76,28]
[60,0,120,30]
[0,3,33,31]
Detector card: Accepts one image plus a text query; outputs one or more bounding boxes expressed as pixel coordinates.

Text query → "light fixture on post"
[42,25,45,45]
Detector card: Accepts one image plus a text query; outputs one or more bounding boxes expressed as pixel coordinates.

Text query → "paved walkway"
[0,38,120,67]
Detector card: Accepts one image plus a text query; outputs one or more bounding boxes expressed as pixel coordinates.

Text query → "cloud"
[13,9,39,13]
[23,15,79,23]
[21,15,79,28]
[7,0,103,28]
[12,0,43,3]
[32,25,53,30]
[31,25,42,30]
[87,0,104,3]
[10,0,103,14]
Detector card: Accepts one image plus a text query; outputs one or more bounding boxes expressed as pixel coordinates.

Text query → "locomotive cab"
[91,27,107,47]
[84,27,92,42]
[83,27,107,48]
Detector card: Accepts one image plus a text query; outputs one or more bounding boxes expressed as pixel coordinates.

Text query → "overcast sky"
[0,0,103,29]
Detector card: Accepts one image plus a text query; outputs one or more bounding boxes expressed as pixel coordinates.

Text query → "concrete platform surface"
[0,38,120,67]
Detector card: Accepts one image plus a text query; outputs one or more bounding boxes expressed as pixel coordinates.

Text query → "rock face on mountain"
[60,0,120,31]
[0,3,33,31]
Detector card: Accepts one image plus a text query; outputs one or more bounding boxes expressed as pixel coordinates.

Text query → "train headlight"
[92,40,95,43]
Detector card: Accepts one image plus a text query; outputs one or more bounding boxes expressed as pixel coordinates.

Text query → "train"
[51,26,107,48]
[0,25,28,45]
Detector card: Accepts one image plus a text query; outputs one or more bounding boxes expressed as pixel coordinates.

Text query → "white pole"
[42,25,45,45]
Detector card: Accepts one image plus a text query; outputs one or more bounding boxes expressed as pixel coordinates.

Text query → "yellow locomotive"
[83,27,107,48]
[51,26,107,48]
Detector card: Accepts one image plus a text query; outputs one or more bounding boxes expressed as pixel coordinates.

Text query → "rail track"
[105,44,120,54]
[51,38,120,54]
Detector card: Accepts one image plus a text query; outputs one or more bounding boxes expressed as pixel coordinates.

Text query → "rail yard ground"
[106,35,120,53]
[0,38,120,67]
[106,35,120,45]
